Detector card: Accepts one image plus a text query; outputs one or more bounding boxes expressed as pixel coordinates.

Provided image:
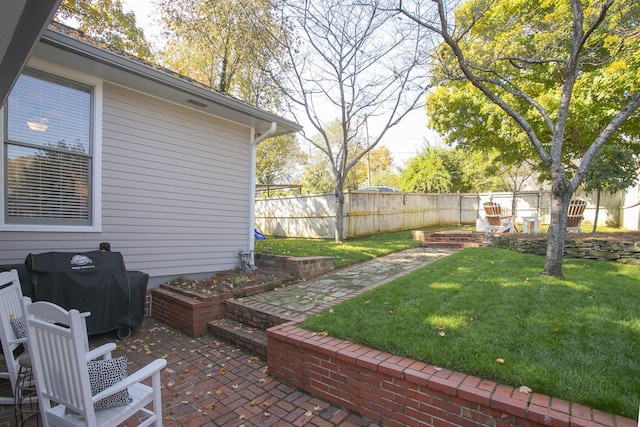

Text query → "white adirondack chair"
[566,199,587,232]
[0,269,29,405]
[483,202,517,233]
[23,298,167,427]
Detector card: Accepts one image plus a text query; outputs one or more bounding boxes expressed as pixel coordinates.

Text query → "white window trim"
[0,58,103,232]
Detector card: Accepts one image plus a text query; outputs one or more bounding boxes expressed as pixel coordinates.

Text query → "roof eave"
[39,27,301,137]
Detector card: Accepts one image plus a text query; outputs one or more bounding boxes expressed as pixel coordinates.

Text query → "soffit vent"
[186,99,208,108]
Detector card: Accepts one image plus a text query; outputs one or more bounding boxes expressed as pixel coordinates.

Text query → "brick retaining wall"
[150,254,334,336]
[267,322,636,427]
[254,253,334,279]
[151,287,223,337]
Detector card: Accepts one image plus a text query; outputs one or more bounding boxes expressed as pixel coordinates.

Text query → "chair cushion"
[65,356,132,414]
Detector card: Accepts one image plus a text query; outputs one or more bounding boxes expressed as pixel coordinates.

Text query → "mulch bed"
[165,266,295,296]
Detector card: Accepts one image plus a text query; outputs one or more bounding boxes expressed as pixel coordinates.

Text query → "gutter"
[247,122,277,268]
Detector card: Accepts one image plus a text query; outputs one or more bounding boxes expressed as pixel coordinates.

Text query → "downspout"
[247,122,277,268]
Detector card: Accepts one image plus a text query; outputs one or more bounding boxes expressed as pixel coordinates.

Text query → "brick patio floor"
[0,318,389,427]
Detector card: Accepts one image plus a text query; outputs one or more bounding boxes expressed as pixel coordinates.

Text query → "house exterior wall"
[0,80,255,287]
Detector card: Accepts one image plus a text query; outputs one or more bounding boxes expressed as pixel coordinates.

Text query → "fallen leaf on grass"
[495,358,505,364]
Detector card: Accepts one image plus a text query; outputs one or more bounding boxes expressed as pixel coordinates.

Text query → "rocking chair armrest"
[91,358,167,403]
[86,342,117,361]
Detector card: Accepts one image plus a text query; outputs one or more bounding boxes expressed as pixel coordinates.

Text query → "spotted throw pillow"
[9,316,29,351]
[89,356,132,409]
[10,316,56,352]
[66,356,132,414]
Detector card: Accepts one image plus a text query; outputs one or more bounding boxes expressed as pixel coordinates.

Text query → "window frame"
[1,61,102,232]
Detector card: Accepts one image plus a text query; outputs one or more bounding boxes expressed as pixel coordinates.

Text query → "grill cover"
[25,251,147,335]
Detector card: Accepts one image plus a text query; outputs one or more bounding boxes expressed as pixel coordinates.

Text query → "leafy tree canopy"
[256,134,305,186]
[399,146,504,193]
[350,145,396,190]
[56,0,153,60]
[157,0,289,111]
[425,0,640,176]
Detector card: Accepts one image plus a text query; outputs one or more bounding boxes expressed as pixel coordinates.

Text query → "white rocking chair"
[23,298,167,427]
[0,269,29,405]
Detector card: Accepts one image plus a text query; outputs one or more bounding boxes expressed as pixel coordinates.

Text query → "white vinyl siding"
[99,83,252,277]
[0,82,255,284]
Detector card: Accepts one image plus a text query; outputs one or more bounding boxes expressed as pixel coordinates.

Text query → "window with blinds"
[5,70,92,225]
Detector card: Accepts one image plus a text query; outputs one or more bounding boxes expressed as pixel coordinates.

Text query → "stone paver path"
[239,247,457,321]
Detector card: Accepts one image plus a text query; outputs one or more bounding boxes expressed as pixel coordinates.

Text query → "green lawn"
[255,230,423,268]
[298,247,640,419]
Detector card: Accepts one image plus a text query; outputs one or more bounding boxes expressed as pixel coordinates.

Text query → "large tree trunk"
[334,187,345,243]
[542,180,573,277]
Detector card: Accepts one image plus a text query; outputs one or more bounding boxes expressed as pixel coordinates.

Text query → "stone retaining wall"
[267,322,636,427]
[492,236,640,264]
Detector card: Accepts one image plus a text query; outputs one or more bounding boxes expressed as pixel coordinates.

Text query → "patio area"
[0,317,382,427]
[0,247,453,427]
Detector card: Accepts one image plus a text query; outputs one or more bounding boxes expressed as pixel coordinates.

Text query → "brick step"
[223,299,288,330]
[423,236,483,242]
[417,231,488,248]
[207,318,268,360]
[430,231,485,239]
[207,299,290,360]
[419,241,486,248]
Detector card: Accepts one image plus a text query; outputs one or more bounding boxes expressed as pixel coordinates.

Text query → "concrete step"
[207,318,268,360]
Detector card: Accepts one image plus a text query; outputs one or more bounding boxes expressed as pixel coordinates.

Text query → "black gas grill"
[24,249,148,338]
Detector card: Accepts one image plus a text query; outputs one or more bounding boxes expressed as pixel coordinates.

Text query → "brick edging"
[267,322,637,427]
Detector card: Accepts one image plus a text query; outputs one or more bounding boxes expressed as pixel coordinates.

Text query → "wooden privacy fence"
[254,190,625,239]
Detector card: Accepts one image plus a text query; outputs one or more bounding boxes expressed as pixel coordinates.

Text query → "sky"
[121,0,441,168]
